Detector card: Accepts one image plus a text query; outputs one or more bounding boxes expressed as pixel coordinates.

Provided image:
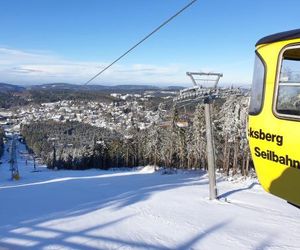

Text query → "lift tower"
[174,72,223,200]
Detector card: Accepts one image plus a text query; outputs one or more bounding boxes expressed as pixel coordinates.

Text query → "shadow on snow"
[0,170,219,249]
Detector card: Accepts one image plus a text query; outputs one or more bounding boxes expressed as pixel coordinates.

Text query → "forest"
[0,127,4,158]
[0,89,118,108]
[0,92,29,108]
[21,121,120,170]
[21,94,252,176]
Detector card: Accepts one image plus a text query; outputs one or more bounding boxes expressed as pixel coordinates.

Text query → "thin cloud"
[0,47,189,85]
[0,47,251,86]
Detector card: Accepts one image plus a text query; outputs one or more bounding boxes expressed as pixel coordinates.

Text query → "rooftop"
[256,28,300,46]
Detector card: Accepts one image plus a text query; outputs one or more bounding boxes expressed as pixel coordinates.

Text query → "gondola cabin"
[248,29,300,206]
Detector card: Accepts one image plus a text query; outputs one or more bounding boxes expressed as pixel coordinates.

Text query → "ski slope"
[0,139,299,250]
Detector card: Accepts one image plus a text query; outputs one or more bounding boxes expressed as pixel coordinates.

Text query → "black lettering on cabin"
[254,146,300,169]
[248,128,283,146]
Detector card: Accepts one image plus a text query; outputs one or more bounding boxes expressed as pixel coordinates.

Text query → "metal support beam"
[186,72,198,86]
[186,72,223,88]
[204,98,217,200]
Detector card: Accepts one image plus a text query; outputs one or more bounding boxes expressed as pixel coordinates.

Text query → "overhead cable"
[84,0,198,85]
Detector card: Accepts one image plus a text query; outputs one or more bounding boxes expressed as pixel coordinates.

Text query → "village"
[0,86,248,136]
[0,91,168,134]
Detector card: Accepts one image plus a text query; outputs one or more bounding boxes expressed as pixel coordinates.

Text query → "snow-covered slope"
[0,140,299,250]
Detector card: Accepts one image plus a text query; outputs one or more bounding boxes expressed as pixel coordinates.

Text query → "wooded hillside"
[21,95,252,176]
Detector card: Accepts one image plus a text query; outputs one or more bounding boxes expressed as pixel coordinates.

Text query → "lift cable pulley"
[174,72,223,104]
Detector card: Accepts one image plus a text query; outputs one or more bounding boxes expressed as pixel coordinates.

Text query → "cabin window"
[276,47,300,116]
[249,53,265,115]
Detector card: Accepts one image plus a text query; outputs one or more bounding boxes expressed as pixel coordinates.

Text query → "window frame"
[249,51,267,115]
[273,44,300,120]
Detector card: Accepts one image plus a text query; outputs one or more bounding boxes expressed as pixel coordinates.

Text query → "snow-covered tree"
[215,95,250,176]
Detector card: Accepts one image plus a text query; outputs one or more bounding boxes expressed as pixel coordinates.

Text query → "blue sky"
[1,0,300,86]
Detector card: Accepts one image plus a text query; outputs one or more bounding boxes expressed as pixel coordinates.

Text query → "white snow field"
[0,140,299,250]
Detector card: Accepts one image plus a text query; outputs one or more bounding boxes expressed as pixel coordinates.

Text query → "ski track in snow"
[0,139,299,250]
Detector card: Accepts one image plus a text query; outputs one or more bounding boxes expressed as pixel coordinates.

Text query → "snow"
[0,140,299,250]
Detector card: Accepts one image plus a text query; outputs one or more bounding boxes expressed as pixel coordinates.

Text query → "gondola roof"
[256,28,300,46]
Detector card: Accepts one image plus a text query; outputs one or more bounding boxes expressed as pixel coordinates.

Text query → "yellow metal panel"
[249,38,300,206]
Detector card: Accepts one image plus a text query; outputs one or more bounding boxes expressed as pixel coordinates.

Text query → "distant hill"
[0,82,185,94]
[27,83,79,90]
[27,83,159,91]
[162,86,185,91]
[0,82,185,108]
[26,83,183,92]
[0,83,25,92]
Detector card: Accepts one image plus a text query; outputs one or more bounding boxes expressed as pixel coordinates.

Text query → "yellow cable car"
[248,29,300,206]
